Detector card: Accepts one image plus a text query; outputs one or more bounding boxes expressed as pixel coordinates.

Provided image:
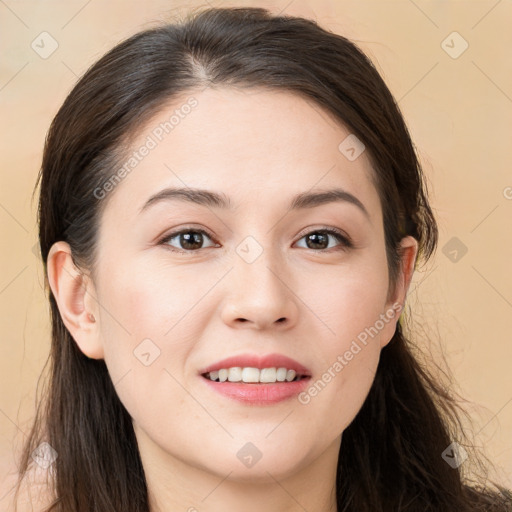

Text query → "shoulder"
[0,467,55,512]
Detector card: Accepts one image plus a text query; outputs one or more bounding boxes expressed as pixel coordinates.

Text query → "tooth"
[260,368,277,383]
[242,367,260,383]
[285,369,297,382]
[228,367,242,382]
[276,367,287,382]
[209,367,301,383]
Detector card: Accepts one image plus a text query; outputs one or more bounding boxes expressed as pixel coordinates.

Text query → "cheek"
[302,254,390,342]
[296,256,390,433]
[96,256,228,415]
[298,316,383,443]
[99,256,212,348]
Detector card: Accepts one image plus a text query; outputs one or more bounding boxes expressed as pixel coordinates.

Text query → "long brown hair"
[11,6,511,511]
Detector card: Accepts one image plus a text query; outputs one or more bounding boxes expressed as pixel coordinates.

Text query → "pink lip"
[198,353,311,376]
[201,378,311,405]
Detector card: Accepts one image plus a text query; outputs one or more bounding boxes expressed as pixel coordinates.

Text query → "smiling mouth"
[202,367,310,384]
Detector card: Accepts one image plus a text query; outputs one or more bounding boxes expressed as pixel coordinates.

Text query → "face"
[50,87,417,484]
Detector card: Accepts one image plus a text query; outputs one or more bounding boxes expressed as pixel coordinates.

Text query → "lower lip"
[200,376,311,405]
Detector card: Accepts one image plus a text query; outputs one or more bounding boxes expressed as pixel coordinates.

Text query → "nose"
[220,251,299,330]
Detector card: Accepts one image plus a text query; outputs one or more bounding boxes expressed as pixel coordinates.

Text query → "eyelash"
[158,226,353,254]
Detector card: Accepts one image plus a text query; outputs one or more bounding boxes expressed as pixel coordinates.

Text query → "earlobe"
[46,241,104,359]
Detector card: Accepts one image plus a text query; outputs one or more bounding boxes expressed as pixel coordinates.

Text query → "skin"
[47,87,418,512]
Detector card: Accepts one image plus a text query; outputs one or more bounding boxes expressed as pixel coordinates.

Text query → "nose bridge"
[234,236,286,301]
[221,235,297,328]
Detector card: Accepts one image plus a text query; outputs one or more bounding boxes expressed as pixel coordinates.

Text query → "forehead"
[101,87,381,221]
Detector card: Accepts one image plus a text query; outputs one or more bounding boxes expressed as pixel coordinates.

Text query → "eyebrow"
[140,186,370,219]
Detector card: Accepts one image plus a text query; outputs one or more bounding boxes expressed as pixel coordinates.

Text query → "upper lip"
[199,353,311,376]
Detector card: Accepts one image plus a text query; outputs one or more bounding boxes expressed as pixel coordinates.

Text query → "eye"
[295,228,353,251]
[159,226,352,253]
[159,228,217,252]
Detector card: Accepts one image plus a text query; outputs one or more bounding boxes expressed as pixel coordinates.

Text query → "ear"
[46,241,104,359]
[380,235,419,348]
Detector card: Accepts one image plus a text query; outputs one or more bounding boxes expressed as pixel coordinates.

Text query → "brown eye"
[295,229,352,251]
[159,227,352,254]
[161,229,216,252]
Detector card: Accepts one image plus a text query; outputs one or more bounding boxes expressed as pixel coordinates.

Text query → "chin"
[196,444,310,483]
[215,457,307,484]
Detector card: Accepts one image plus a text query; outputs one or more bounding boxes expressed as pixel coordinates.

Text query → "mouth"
[201,367,311,384]
[200,369,311,405]
[197,353,312,404]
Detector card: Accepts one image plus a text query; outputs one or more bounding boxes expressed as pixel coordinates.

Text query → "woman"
[9,6,511,511]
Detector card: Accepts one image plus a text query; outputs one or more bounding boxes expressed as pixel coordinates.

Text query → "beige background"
[1,0,511,496]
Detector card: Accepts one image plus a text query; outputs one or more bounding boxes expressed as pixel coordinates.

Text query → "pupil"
[307,232,328,249]
[181,232,202,250]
